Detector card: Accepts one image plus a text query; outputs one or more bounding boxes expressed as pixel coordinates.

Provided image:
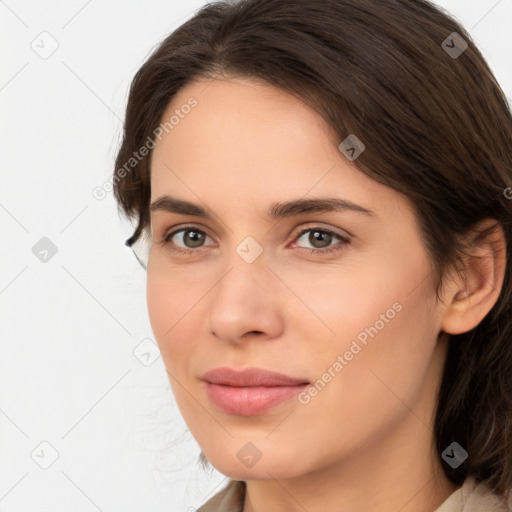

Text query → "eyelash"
[159,224,350,257]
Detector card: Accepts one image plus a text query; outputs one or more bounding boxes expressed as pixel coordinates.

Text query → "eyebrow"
[150,195,376,220]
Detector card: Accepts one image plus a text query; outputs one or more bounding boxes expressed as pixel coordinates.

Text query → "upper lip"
[201,367,310,387]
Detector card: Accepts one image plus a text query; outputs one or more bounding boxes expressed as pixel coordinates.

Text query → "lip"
[201,367,310,416]
[201,367,309,387]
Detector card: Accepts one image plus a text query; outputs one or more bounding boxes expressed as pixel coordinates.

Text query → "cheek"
[306,244,435,356]
[146,271,199,365]
[284,263,401,347]
[146,272,206,420]
[293,256,437,402]
[146,274,170,343]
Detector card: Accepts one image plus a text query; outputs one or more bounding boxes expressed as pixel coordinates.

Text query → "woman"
[112,0,512,510]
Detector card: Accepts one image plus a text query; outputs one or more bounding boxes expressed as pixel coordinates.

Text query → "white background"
[1,1,511,511]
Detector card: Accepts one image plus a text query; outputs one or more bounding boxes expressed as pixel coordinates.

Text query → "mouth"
[201,367,310,416]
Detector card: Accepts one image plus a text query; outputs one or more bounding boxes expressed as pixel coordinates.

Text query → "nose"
[206,247,285,345]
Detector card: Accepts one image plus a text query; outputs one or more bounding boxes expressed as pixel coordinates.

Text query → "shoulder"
[435,476,512,512]
[196,479,246,512]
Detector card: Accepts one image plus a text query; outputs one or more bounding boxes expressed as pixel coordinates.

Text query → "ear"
[440,219,507,335]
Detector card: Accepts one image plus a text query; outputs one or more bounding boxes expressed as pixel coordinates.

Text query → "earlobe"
[440,219,507,336]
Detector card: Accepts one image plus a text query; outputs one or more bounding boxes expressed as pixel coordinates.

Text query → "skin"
[146,77,506,512]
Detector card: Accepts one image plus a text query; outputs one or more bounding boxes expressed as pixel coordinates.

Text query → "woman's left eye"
[159,226,350,256]
[292,227,350,255]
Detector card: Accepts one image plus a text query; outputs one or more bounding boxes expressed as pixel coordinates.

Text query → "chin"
[211,461,293,481]
[202,444,308,481]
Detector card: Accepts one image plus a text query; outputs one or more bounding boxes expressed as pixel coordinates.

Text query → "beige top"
[197,476,511,512]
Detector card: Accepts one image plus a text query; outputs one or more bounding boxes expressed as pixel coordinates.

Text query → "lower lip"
[205,382,309,416]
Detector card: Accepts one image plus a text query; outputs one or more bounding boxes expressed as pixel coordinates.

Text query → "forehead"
[149,77,408,221]
[152,76,336,172]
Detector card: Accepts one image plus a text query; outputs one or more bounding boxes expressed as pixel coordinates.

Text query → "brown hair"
[113,0,512,499]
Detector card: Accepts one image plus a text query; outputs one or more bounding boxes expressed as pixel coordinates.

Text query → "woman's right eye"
[161,227,214,254]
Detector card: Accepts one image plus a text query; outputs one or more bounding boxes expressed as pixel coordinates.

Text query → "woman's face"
[147,77,450,480]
